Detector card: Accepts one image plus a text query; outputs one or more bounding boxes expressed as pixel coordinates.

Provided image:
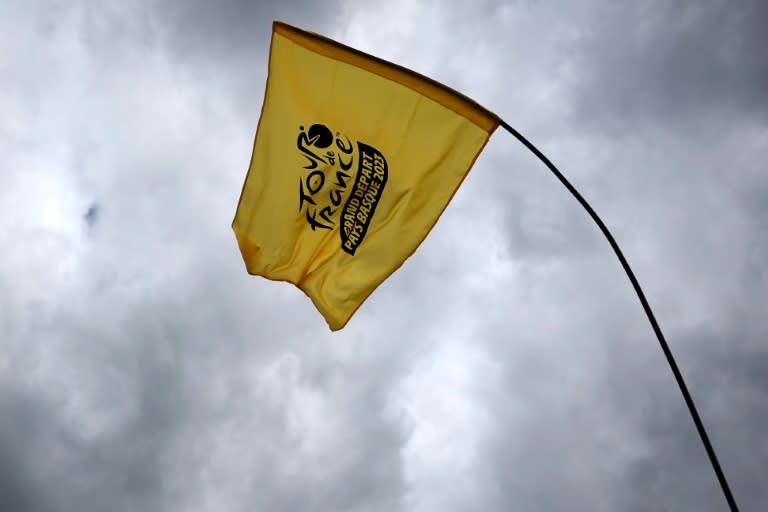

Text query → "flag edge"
[273,20,500,133]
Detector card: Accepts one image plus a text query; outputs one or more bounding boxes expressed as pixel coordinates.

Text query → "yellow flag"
[233,21,499,330]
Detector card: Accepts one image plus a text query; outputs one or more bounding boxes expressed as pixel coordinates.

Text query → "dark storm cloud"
[466,1,768,509]
[146,0,344,116]
[598,322,768,511]
[570,1,768,130]
[0,263,412,512]
[1,1,410,511]
[150,0,337,62]
[556,6,768,508]
[0,387,57,512]
[0,348,183,512]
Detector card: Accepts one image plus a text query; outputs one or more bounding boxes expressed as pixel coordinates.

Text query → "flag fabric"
[233,21,499,331]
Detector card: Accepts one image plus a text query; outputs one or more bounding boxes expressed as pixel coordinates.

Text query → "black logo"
[297,124,388,255]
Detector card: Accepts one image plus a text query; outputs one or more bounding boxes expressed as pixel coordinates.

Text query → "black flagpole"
[499,119,738,511]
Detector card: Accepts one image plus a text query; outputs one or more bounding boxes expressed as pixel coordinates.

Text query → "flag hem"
[273,21,500,133]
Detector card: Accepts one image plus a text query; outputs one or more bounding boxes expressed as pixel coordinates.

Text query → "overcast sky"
[1,1,766,511]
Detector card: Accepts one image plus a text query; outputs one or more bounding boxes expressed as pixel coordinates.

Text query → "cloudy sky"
[2,1,766,510]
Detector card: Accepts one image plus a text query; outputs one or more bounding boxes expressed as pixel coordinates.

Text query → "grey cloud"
[569,1,768,131]
[601,325,768,511]
[0,388,58,512]
[412,1,768,510]
[147,0,344,116]
[0,367,179,512]
[1,1,410,511]
[149,0,336,61]
[2,1,767,511]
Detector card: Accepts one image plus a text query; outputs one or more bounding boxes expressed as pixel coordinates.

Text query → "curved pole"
[499,119,738,511]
